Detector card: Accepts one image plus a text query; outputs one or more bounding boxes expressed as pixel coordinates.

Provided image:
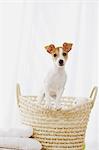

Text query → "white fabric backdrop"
[0,0,99,149]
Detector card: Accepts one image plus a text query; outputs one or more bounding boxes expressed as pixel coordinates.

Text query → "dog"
[38,42,73,108]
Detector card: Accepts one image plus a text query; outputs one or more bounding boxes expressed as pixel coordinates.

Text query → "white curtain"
[0,0,99,149]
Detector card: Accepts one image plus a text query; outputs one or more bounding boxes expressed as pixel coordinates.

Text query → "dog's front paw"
[44,102,53,109]
[54,102,61,110]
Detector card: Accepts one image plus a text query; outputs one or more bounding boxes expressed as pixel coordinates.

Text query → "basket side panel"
[18,96,92,150]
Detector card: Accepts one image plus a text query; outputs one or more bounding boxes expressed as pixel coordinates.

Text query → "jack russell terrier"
[38,42,73,108]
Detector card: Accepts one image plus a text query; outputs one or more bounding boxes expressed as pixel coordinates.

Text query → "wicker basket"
[16,84,98,150]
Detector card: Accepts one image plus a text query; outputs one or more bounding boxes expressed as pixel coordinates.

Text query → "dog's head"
[45,42,73,68]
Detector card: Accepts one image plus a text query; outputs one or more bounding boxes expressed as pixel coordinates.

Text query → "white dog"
[38,42,73,108]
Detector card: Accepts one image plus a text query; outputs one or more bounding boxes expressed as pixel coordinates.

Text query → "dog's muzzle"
[59,59,64,66]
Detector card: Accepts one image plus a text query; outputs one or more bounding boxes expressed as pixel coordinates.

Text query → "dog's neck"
[53,64,65,73]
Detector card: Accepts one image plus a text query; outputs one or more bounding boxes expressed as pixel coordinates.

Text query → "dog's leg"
[56,88,64,101]
[44,88,55,109]
[37,89,45,104]
[55,88,64,109]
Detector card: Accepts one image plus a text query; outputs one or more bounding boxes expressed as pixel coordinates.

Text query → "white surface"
[0,137,42,150]
[0,124,33,138]
[0,0,99,149]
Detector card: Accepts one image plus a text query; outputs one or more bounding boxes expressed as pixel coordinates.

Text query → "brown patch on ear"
[63,42,73,52]
[45,44,55,54]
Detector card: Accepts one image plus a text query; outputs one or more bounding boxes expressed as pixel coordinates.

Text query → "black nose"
[59,59,64,65]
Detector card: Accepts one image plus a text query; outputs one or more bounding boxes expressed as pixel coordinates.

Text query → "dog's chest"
[44,69,66,91]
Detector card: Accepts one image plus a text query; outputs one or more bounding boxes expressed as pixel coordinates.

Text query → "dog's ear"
[63,42,73,52]
[45,44,55,53]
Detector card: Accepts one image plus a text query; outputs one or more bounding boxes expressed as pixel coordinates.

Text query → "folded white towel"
[0,124,33,138]
[0,137,42,150]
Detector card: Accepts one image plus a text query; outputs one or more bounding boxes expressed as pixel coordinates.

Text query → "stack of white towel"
[0,124,42,150]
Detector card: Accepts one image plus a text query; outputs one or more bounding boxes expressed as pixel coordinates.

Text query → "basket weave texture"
[16,85,98,150]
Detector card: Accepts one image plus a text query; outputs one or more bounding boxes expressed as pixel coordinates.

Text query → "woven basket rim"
[18,95,94,112]
[19,95,93,100]
[17,84,98,112]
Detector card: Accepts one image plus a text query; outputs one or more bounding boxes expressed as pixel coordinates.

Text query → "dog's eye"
[63,52,67,56]
[53,54,57,57]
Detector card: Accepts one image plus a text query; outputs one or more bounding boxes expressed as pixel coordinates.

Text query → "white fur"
[38,48,67,108]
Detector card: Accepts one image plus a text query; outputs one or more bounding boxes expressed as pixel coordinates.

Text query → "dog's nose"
[59,59,64,65]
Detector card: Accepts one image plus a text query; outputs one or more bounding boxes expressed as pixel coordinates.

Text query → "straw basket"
[16,84,98,150]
